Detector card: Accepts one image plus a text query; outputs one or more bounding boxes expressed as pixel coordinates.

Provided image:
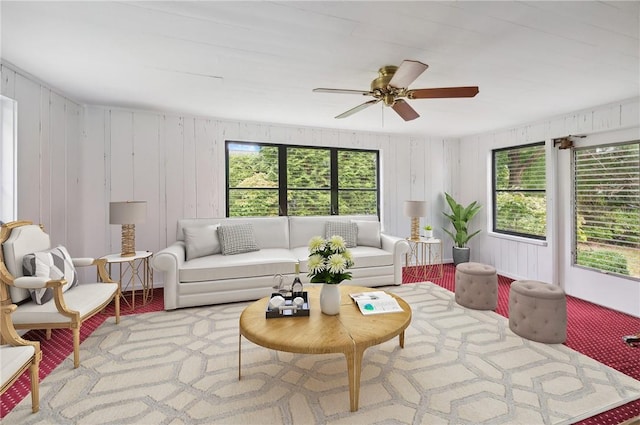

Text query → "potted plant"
[422,225,433,239]
[442,192,482,265]
[308,235,354,315]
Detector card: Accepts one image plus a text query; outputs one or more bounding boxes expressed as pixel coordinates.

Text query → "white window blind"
[492,143,546,239]
[574,142,640,279]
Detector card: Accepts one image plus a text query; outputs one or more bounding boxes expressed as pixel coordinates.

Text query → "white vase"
[320,283,341,315]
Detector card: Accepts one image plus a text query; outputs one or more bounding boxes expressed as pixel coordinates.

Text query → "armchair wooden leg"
[46,329,52,340]
[29,361,39,413]
[73,327,80,368]
[115,294,120,325]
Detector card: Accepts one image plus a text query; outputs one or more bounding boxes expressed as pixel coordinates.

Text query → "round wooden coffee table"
[238,285,412,412]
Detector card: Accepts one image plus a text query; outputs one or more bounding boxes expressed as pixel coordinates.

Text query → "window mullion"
[330,149,338,215]
[279,147,287,216]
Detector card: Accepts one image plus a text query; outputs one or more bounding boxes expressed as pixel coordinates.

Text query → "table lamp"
[403,200,427,241]
[109,201,147,257]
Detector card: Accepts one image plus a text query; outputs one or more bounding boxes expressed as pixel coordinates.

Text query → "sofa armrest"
[380,233,409,254]
[151,242,186,310]
[381,233,410,285]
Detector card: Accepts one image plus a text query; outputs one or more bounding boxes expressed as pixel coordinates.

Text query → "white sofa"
[152,215,409,310]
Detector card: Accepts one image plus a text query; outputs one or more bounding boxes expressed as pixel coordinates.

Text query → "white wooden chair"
[0,220,120,368]
[0,303,41,413]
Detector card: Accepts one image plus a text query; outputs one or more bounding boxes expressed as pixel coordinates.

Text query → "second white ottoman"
[455,262,498,310]
[509,280,567,344]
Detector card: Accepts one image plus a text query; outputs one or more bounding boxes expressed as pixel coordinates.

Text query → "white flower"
[308,236,326,253]
[307,235,354,284]
[328,235,346,252]
[341,249,354,267]
[307,254,326,274]
[327,254,347,274]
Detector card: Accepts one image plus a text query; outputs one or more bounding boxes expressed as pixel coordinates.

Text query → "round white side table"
[101,251,153,309]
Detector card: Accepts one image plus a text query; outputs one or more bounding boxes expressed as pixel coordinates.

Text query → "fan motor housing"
[371,66,399,105]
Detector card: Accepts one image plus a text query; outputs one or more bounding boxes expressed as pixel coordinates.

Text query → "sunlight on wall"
[0,95,17,223]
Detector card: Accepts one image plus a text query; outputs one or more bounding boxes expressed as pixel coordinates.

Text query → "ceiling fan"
[313,60,479,121]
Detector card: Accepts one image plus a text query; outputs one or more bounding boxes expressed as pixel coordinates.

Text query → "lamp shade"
[403,200,427,217]
[109,201,147,225]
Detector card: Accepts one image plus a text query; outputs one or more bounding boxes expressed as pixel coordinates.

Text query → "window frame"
[225,141,380,218]
[491,141,547,240]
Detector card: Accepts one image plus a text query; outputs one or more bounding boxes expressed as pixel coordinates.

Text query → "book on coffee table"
[349,291,404,315]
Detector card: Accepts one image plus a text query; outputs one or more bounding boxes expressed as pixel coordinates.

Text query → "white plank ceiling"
[1,1,638,137]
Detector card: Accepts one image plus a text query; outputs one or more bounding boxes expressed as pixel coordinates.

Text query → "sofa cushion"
[177,217,289,249]
[292,245,393,273]
[1,345,35,388]
[352,220,381,248]
[179,248,297,282]
[325,221,357,247]
[218,223,260,255]
[183,224,220,260]
[289,215,378,248]
[11,282,118,324]
[22,245,78,304]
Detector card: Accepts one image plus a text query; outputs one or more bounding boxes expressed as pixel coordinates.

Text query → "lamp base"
[120,224,136,257]
[410,217,420,241]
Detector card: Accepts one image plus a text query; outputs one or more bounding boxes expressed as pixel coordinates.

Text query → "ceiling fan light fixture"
[313,60,479,122]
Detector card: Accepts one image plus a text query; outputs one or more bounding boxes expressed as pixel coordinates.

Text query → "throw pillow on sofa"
[351,220,381,248]
[218,223,260,255]
[325,221,358,248]
[183,224,221,261]
[22,245,79,305]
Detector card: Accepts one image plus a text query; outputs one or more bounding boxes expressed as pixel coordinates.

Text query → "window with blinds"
[492,142,546,239]
[227,143,279,216]
[226,141,379,217]
[574,142,639,279]
[287,147,331,216]
[338,150,379,215]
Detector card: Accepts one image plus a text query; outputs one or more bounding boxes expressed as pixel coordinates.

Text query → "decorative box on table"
[265,291,309,318]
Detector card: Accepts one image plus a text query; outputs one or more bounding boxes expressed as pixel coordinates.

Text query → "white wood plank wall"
[458,97,640,316]
[1,64,457,267]
[0,64,82,255]
[4,61,638,316]
[84,109,459,262]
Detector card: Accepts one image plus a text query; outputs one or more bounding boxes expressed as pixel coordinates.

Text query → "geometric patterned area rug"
[5,282,640,425]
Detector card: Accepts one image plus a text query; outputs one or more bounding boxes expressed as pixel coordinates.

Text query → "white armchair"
[0,221,120,368]
[0,303,41,413]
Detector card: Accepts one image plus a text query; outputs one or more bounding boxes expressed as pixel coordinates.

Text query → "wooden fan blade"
[392,99,419,121]
[335,99,381,119]
[389,60,428,88]
[313,88,373,96]
[408,86,479,99]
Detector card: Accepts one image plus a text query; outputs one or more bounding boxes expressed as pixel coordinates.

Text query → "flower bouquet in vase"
[307,235,354,315]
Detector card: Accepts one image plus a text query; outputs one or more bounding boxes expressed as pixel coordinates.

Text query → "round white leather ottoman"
[509,280,567,344]
[454,262,498,310]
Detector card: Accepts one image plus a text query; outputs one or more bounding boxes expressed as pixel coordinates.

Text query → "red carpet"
[2,268,640,423]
